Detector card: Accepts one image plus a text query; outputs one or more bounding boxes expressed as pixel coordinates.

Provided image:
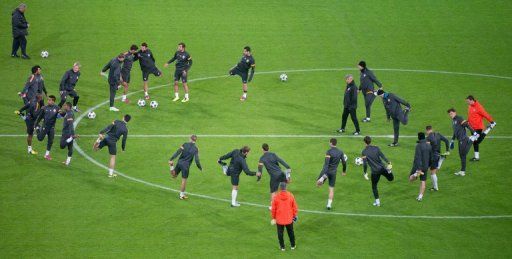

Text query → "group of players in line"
[14,45,496,208]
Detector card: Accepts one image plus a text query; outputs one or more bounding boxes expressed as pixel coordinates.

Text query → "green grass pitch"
[1,0,511,257]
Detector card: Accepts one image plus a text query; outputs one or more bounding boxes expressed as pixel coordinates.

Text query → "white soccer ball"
[279,73,288,82]
[137,99,146,107]
[87,111,96,119]
[355,157,364,166]
[150,100,158,109]
[40,50,49,58]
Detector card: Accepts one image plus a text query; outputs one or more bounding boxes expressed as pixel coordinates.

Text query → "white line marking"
[66,68,512,219]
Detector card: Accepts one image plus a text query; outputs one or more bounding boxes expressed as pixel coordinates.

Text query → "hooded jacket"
[271,191,298,225]
[467,101,493,130]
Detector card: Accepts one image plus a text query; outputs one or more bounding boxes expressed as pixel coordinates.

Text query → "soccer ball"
[87,111,96,119]
[343,154,348,162]
[279,73,288,82]
[40,50,49,58]
[137,99,146,107]
[355,157,364,166]
[150,100,158,109]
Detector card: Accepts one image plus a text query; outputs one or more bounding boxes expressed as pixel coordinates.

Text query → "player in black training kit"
[358,61,383,123]
[447,108,479,177]
[59,62,81,111]
[120,44,138,104]
[35,95,60,161]
[15,93,42,155]
[257,143,292,209]
[229,46,255,101]
[93,114,131,177]
[376,89,411,147]
[164,42,193,103]
[316,138,347,210]
[101,54,125,112]
[218,146,256,207]
[409,132,433,202]
[361,136,393,207]
[60,102,77,166]
[20,65,46,106]
[136,42,162,100]
[169,135,203,200]
[426,125,450,191]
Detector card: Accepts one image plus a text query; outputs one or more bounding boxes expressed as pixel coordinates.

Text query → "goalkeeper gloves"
[469,132,480,142]
[386,163,393,170]
[293,216,298,223]
[449,140,455,150]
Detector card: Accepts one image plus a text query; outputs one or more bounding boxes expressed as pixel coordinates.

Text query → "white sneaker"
[363,173,369,181]
[231,203,241,207]
[108,173,118,178]
[416,197,423,202]
[373,201,380,207]
[454,171,466,176]
[181,98,189,103]
[109,107,119,112]
[172,96,180,102]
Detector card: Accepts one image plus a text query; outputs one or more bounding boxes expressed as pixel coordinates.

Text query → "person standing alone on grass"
[11,3,29,59]
[358,61,383,123]
[164,42,193,103]
[337,74,361,135]
[271,182,298,251]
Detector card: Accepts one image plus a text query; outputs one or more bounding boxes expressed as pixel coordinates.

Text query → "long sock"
[475,152,480,159]
[180,192,185,197]
[437,157,445,169]
[109,168,114,175]
[375,198,380,204]
[28,146,32,152]
[175,92,179,98]
[484,127,491,135]
[327,199,333,208]
[66,156,72,165]
[45,150,50,156]
[243,92,247,98]
[144,91,149,96]
[431,174,438,189]
[122,95,126,100]
[232,190,238,205]
[184,93,189,99]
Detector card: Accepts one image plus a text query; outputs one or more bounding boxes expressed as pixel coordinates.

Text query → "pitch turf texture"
[1,0,511,258]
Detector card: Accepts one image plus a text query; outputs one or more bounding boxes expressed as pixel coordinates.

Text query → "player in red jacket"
[466,95,496,161]
[271,182,298,251]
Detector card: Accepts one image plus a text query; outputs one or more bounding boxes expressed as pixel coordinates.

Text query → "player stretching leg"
[164,42,193,102]
[59,102,77,166]
[447,108,479,176]
[357,61,383,123]
[169,135,202,200]
[361,136,393,207]
[15,94,42,155]
[426,125,450,191]
[58,62,81,112]
[101,54,125,112]
[35,95,60,160]
[409,132,432,201]
[93,114,130,177]
[229,46,255,101]
[218,146,256,207]
[136,42,162,100]
[465,95,496,161]
[257,143,291,209]
[316,138,347,210]
[376,89,411,147]
[120,45,138,103]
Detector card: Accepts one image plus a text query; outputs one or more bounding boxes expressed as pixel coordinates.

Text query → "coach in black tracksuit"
[11,4,29,59]
[358,61,383,122]
[377,89,411,146]
[338,74,360,135]
[102,54,125,109]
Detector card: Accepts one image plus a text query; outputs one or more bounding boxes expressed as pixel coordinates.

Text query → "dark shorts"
[318,172,336,187]
[142,67,161,81]
[230,173,240,186]
[270,173,287,193]
[174,163,190,179]
[121,70,131,83]
[98,138,117,155]
[174,69,188,83]
[229,68,248,84]
[430,154,441,170]
[410,167,427,181]
[25,118,35,135]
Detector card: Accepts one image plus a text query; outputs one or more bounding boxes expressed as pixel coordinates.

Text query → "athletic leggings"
[392,109,409,143]
[371,169,394,199]
[364,93,376,118]
[341,108,360,132]
[277,223,295,248]
[473,129,486,152]
[60,135,73,157]
[458,138,472,171]
[37,126,55,151]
